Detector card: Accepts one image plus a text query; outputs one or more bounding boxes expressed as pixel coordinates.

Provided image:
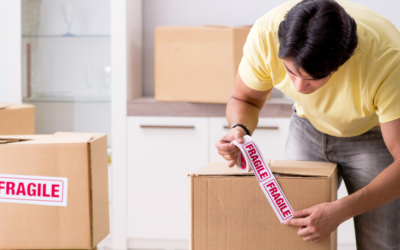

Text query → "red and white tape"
[233,135,293,223]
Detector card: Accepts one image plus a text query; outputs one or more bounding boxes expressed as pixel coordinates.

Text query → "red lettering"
[282,210,291,217]
[272,193,280,200]
[42,184,50,197]
[51,184,60,198]
[269,187,278,195]
[0,181,4,193]
[16,183,26,196]
[245,144,254,150]
[6,182,15,195]
[38,183,41,197]
[256,167,265,177]
[254,160,262,167]
[27,183,36,196]
[248,149,256,156]
[250,154,259,162]
[259,172,268,179]
[279,205,287,213]
[276,198,284,206]
[266,182,275,189]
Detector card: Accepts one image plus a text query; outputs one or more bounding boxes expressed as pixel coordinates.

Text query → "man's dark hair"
[278,0,358,79]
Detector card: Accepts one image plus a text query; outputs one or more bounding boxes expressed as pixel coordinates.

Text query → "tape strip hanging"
[232,135,294,223]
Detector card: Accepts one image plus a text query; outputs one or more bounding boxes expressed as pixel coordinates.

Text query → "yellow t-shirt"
[239,0,400,137]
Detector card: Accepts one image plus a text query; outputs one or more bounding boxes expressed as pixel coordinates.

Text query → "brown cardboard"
[0,103,35,135]
[189,161,337,250]
[155,26,271,104]
[6,247,97,250]
[0,132,109,249]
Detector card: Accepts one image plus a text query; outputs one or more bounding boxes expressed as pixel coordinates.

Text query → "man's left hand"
[284,201,345,243]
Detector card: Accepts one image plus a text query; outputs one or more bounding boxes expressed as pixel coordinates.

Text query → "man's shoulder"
[339,0,400,61]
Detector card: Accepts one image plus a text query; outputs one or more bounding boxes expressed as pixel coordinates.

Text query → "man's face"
[284,60,332,94]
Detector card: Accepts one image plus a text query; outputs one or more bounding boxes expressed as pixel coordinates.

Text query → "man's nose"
[294,77,309,92]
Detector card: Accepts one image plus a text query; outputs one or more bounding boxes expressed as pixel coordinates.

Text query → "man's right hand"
[215,126,247,168]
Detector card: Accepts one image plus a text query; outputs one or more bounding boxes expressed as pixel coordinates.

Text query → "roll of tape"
[232,135,294,223]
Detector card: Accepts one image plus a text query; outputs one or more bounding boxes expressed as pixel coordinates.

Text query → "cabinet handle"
[140,125,195,129]
[256,126,279,130]
[223,125,279,130]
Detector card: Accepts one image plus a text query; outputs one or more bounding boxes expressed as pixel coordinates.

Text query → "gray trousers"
[285,113,399,250]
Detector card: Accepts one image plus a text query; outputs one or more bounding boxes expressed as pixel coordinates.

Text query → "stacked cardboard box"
[0,103,35,135]
[155,25,272,104]
[0,132,109,249]
[189,161,338,250]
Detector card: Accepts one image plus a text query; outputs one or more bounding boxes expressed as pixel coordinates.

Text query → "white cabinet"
[209,117,291,163]
[127,116,209,240]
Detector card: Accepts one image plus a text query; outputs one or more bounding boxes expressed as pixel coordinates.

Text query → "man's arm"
[284,118,400,243]
[339,118,400,217]
[227,72,271,132]
[215,72,271,167]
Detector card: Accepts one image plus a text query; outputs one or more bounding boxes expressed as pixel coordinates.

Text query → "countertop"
[127,97,294,117]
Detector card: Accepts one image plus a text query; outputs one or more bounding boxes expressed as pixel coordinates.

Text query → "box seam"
[189,175,194,250]
[88,142,94,248]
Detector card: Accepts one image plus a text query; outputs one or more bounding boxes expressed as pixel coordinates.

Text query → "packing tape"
[232,135,294,223]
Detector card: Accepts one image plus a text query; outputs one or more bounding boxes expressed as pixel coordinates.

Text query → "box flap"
[270,160,337,177]
[0,103,34,110]
[193,162,262,176]
[193,160,336,177]
[0,103,11,109]
[0,133,94,144]
[203,24,252,29]
[88,134,110,246]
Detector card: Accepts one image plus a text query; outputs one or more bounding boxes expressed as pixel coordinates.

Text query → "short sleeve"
[371,50,400,123]
[238,20,273,91]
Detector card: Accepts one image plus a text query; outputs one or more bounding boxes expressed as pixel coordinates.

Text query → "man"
[215,0,400,249]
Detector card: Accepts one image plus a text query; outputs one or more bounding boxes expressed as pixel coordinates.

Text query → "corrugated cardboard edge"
[189,175,194,250]
[88,133,110,247]
[330,164,338,250]
[4,246,98,250]
[0,102,11,109]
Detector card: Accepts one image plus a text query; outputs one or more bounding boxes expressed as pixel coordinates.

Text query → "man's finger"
[234,130,245,144]
[292,208,313,218]
[216,141,236,151]
[303,234,319,242]
[218,148,239,155]
[297,226,313,237]
[284,217,309,227]
[221,152,239,161]
[228,159,237,168]
[312,238,321,244]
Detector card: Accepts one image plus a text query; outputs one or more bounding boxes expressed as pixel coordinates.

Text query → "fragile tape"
[233,135,293,223]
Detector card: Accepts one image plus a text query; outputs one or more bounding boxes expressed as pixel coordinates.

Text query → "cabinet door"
[127,116,209,240]
[209,117,291,163]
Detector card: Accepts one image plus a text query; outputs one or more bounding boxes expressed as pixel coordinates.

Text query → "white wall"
[0,0,21,103]
[25,102,111,141]
[0,0,7,102]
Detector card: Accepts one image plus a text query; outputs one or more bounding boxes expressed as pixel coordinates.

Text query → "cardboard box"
[156,25,272,104]
[189,161,338,250]
[0,132,109,249]
[0,103,35,135]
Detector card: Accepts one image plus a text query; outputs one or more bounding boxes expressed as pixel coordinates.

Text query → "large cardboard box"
[189,161,338,250]
[0,103,35,135]
[155,25,263,104]
[0,132,109,249]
